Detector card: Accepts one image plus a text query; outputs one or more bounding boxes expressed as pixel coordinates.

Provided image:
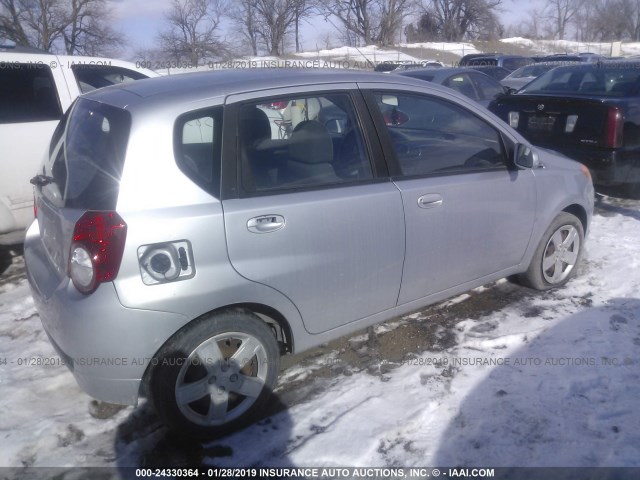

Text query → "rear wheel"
[515,212,584,290]
[149,310,280,437]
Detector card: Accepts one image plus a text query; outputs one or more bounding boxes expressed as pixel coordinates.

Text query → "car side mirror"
[514,143,537,169]
[503,86,512,95]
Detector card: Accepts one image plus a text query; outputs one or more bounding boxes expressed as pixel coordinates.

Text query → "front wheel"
[516,212,584,291]
[148,310,280,437]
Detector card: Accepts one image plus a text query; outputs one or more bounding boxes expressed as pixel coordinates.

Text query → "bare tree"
[63,0,124,55]
[250,0,315,56]
[229,0,260,55]
[543,0,582,39]
[1,0,67,50]
[406,0,502,42]
[0,0,30,46]
[589,0,636,41]
[293,0,320,53]
[573,0,596,41]
[0,0,123,55]
[159,0,227,65]
[321,0,413,46]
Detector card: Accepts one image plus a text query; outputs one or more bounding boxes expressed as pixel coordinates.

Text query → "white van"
[0,46,156,246]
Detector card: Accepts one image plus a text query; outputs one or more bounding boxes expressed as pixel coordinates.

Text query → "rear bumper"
[24,220,189,405]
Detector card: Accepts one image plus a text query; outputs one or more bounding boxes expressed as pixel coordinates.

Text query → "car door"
[221,86,405,334]
[362,87,537,306]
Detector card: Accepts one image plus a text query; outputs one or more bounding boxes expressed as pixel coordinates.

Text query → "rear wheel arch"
[141,303,293,392]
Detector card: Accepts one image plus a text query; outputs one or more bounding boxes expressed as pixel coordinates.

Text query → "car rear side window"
[50,98,131,209]
[472,73,504,100]
[237,93,373,193]
[175,107,223,198]
[0,63,61,123]
[444,74,479,100]
[372,92,506,177]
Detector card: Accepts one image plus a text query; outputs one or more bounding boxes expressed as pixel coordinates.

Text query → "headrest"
[289,121,333,164]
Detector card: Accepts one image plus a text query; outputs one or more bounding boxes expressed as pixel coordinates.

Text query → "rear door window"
[443,74,479,100]
[0,64,61,123]
[237,93,373,193]
[471,72,505,101]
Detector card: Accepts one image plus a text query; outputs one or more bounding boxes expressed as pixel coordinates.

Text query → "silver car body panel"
[24,69,594,406]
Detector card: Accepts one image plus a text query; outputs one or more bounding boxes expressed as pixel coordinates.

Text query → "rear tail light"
[69,211,127,294]
[604,106,623,148]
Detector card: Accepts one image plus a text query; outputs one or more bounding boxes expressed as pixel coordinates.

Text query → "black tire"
[515,212,584,291]
[148,310,280,438]
[0,248,11,276]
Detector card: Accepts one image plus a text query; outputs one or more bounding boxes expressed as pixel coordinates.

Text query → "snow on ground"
[501,37,640,57]
[0,199,639,470]
[398,42,480,57]
[296,45,419,65]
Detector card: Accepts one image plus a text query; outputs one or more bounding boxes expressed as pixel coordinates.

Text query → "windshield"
[520,65,640,96]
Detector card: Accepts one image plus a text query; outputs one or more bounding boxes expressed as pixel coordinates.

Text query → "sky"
[111,0,543,61]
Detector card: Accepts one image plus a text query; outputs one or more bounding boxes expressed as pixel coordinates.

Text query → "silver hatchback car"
[25,69,594,437]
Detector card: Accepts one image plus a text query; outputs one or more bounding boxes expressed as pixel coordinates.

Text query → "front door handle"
[247,215,285,234]
[417,194,443,209]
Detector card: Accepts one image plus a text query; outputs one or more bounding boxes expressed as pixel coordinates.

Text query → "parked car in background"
[501,62,580,92]
[467,65,511,81]
[374,60,443,72]
[532,53,604,63]
[460,54,535,72]
[489,62,640,197]
[0,45,157,248]
[26,68,593,437]
[394,67,508,107]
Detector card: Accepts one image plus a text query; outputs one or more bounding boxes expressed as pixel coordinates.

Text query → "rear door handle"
[417,194,443,209]
[247,215,285,234]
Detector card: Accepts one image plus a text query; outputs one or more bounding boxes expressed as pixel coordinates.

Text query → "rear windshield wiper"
[30,174,55,187]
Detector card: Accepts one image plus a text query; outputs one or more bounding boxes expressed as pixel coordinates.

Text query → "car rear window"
[0,63,61,123]
[521,65,640,96]
[50,98,131,209]
[468,58,497,67]
[503,58,533,71]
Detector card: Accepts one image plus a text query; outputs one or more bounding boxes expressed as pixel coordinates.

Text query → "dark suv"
[461,55,535,72]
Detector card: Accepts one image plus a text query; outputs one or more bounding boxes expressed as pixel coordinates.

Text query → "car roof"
[544,60,640,71]
[83,68,460,111]
[0,44,53,54]
[469,54,532,60]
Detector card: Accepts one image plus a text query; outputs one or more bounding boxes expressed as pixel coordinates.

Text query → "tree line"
[2,0,639,63]
[511,0,640,42]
